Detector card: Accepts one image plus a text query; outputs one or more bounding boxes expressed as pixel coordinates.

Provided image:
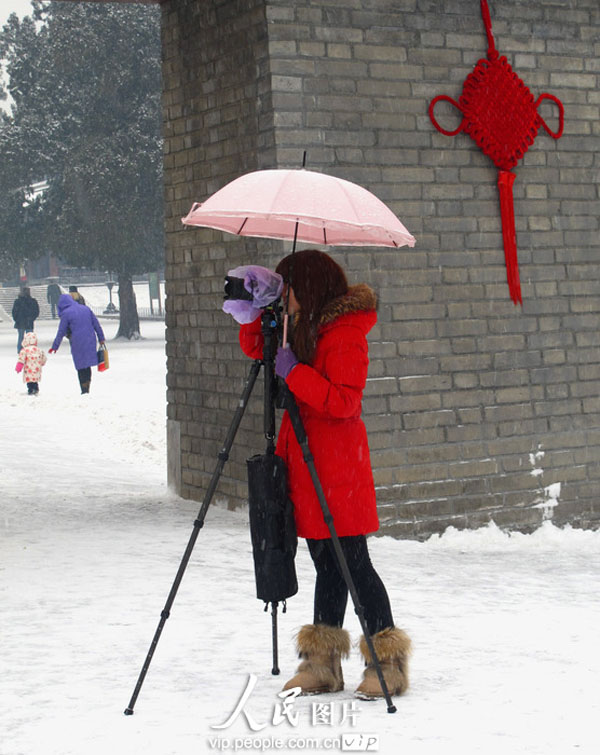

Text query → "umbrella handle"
[282,313,289,348]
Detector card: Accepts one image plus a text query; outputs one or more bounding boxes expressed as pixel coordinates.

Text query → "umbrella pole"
[282,150,306,347]
[282,219,300,348]
[280,384,398,714]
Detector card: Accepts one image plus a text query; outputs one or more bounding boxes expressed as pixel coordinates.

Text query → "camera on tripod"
[222,265,284,326]
[224,275,254,302]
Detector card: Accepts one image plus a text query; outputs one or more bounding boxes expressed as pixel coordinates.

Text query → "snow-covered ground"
[69,282,166,315]
[1,317,599,755]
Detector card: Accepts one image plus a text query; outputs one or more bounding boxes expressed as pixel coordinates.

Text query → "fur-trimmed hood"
[319,284,377,327]
[313,283,378,339]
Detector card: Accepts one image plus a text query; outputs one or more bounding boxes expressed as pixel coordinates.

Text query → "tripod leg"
[124,359,262,715]
[281,386,397,714]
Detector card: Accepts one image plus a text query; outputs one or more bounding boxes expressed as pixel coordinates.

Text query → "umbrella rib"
[334,179,415,247]
[336,178,365,225]
[269,170,298,220]
[237,218,248,235]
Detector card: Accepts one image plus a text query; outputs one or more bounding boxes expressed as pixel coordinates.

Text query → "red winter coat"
[239,284,379,540]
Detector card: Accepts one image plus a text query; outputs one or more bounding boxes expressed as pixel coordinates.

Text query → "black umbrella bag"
[247,453,298,603]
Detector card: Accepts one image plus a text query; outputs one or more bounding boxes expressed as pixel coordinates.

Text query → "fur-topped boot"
[355,627,411,700]
[282,624,350,695]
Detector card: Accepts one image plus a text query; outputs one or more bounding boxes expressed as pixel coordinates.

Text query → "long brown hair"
[276,249,348,364]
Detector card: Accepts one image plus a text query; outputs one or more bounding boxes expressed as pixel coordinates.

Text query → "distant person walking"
[12,287,40,353]
[68,285,86,305]
[46,280,62,318]
[49,294,106,395]
[15,332,47,395]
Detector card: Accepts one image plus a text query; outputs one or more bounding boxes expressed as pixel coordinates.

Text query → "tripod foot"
[271,666,280,675]
[124,708,134,716]
[387,704,397,714]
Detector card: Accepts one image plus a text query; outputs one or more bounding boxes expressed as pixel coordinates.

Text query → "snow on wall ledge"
[374,446,571,541]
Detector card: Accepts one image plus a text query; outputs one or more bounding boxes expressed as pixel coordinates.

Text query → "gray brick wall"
[162,0,600,538]
[162,0,279,504]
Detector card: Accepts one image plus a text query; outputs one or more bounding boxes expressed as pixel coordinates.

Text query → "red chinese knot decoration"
[429,0,564,305]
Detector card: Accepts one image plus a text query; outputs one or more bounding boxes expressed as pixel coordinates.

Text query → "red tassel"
[497,170,522,305]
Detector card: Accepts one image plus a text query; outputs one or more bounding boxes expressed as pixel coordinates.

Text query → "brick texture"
[162,0,600,539]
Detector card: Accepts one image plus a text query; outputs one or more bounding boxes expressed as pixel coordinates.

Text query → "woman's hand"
[275,345,299,379]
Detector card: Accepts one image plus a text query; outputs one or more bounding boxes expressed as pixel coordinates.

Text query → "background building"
[160,0,599,538]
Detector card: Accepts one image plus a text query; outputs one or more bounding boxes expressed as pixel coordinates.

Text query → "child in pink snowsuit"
[16,332,47,395]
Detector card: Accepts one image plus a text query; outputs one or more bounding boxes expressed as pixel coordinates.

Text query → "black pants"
[307,535,394,636]
[78,367,92,393]
[27,381,39,395]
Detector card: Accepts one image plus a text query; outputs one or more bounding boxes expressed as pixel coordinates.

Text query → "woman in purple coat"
[50,294,106,394]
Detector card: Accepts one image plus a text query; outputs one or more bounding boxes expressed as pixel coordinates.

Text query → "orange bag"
[97,344,109,372]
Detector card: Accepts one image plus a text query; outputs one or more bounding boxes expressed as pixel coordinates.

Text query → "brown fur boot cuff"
[296,623,351,658]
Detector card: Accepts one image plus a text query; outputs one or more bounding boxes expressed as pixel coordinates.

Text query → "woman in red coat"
[239,249,411,700]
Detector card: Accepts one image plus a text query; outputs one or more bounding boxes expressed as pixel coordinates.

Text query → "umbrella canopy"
[181,168,416,248]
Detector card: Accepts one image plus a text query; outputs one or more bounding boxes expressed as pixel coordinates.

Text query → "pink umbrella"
[181,168,416,249]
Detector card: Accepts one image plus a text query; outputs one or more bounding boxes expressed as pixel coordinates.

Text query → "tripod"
[124,307,397,715]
